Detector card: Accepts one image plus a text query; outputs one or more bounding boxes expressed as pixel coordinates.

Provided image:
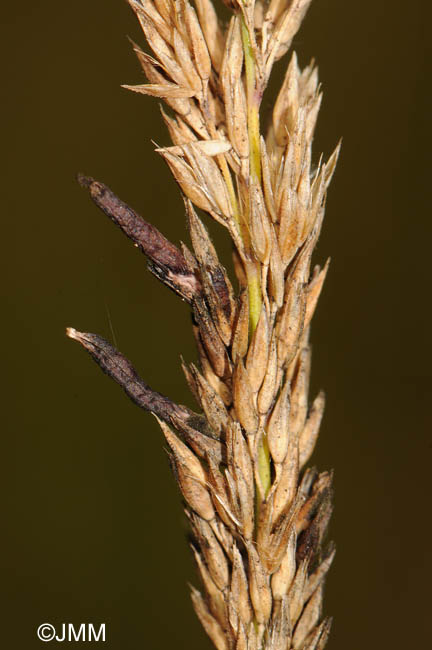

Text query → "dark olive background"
[3,1,431,648]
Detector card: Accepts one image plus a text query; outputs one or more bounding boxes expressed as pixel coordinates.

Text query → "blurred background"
[2,1,431,648]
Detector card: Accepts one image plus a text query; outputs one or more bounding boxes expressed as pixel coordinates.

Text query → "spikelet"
[68,1,340,648]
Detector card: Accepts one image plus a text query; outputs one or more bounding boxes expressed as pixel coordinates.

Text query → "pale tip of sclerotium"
[66,327,78,340]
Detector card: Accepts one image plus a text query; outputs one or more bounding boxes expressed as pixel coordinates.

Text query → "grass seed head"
[69,0,340,647]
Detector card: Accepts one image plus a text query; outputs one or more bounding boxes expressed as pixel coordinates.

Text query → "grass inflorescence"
[68,1,340,648]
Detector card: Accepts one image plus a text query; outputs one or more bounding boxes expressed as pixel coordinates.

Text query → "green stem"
[241,17,270,510]
[241,18,261,184]
[246,261,261,335]
[257,434,271,500]
[241,16,263,338]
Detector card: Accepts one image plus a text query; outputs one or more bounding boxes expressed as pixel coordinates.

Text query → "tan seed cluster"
[68,1,340,649]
